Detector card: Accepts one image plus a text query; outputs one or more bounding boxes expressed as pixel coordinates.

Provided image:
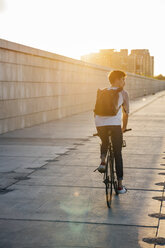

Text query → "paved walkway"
[0,91,165,248]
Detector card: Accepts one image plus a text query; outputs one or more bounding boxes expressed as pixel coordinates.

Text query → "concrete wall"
[1,39,165,134]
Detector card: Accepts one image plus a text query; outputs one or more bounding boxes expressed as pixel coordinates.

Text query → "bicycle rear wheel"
[112,160,118,195]
[105,156,113,208]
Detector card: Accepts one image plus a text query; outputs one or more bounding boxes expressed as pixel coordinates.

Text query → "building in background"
[81,49,154,77]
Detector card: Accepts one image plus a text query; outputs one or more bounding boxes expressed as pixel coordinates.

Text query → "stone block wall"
[0,39,165,134]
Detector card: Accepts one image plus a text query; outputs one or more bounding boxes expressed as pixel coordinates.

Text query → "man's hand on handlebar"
[122,128,132,133]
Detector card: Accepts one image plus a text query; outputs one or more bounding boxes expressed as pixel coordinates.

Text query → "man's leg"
[96,126,109,163]
[110,126,123,188]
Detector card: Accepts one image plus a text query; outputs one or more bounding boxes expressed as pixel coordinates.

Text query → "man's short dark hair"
[108,70,126,85]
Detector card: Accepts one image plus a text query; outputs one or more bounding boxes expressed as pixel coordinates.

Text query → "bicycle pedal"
[103,179,110,184]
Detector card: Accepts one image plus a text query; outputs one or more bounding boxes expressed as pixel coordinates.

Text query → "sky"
[0,0,165,75]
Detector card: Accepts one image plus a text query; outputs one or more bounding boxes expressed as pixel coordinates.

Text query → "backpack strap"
[116,87,123,113]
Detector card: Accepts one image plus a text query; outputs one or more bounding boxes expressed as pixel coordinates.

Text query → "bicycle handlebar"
[123,128,132,133]
[93,133,99,136]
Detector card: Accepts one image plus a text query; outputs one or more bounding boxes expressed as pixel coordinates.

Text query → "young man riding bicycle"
[94,70,129,194]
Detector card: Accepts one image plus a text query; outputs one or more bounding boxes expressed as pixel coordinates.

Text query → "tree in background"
[154,74,165,80]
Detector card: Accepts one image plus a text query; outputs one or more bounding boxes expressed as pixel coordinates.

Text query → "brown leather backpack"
[94,88,122,116]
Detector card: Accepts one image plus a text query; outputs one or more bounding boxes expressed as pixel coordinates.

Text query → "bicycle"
[93,128,132,208]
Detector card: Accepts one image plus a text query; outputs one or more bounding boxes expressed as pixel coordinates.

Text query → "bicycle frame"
[103,134,118,208]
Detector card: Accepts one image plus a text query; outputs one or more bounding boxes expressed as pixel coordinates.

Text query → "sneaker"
[98,162,106,173]
[118,186,127,194]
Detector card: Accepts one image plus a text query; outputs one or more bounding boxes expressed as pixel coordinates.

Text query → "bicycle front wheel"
[105,156,113,208]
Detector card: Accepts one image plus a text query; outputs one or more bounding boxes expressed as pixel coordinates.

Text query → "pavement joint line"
[127,188,164,192]
[35,164,165,170]
[0,217,158,229]
[32,246,100,248]
[123,153,165,155]
[123,136,165,138]
[14,183,164,192]
[125,153,165,155]
[48,151,165,155]
[0,153,164,158]
[0,137,87,141]
[16,184,105,189]
[124,167,165,170]
[0,155,60,158]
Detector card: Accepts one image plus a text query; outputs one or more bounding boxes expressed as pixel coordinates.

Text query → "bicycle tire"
[114,180,118,195]
[105,156,113,208]
[112,160,118,195]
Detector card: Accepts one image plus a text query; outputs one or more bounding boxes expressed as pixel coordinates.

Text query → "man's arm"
[122,107,128,133]
[121,90,129,132]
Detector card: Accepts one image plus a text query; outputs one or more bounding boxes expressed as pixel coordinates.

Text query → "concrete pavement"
[0,91,165,248]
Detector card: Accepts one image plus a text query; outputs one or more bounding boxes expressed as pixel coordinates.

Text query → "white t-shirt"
[95,87,129,127]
